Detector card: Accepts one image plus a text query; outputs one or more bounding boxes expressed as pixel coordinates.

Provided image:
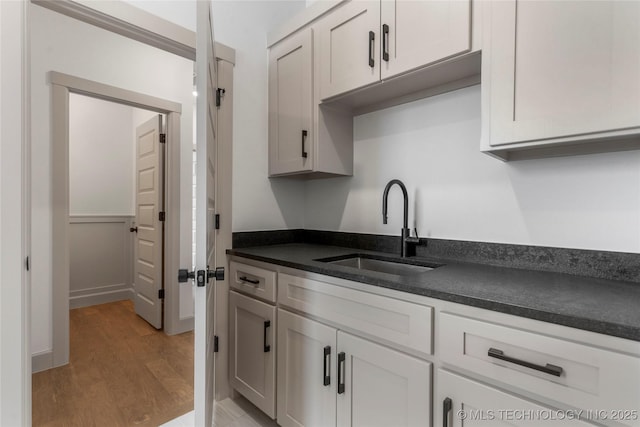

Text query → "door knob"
[178,269,206,287]
[129,226,138,233]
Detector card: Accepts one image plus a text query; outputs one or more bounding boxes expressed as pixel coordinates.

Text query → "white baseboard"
[69,287,134,309]
[32,350,53,373]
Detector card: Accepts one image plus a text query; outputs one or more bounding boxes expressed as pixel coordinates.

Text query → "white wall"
[69,94,135,216]
[305,85,640,253]
[211,0,307,232]
[30,4,194,355]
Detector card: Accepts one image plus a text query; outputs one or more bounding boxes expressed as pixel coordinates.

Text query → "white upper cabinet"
[319,1,381,100]
[269,28,314,175]
[380,0,471,79]
[319,0,472,101]
[269,27,354,178]
[483,0,640,155]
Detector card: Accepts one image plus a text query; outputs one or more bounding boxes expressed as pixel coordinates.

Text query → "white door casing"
[0,0,31,424]
[194,0,218,424]
[134,114,165,329]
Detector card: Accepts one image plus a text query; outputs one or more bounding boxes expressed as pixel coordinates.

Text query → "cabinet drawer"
[440,312,640,426]
[230,261,276,303]
[278,272,433,357]
[436,369,595,427]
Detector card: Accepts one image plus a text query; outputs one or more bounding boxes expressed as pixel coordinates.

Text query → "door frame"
[50,71,188,368]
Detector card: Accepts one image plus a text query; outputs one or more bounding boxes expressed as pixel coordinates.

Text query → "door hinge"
[158,289,165,299]
[213,335,219,353]
[215,88,226,107]
[215,214,220,230]
[159,133,166,143]
[159,211,166,222]
[25,256,30,271]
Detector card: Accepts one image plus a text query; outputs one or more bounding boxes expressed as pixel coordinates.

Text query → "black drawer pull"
[337,352,346,394]
[488,348,563,377]
[382,24,389,62]
[301,130,308,158]
[368,31,375,68]
[442,397,452,427]
[239,276,259,285]
[263,320,271,352]
[323,346,331,386]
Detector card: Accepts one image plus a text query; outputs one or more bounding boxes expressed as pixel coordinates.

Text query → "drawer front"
[230,261,276,303]
[278,272,433,357]
[440,312,640,426]
[436,369,596,427]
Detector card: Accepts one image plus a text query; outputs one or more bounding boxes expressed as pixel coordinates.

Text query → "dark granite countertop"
[227,243,640,342]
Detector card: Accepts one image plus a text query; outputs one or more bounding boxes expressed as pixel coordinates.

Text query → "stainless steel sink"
[317,254,442,276]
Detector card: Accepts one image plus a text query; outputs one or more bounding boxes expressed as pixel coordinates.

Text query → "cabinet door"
[486,0,640,147]
[229,291,276,418]
[319,1,381,100]
[380,0,471,79]
[269,28,313,175]
[277,309,337,427]
[437,370,595,427]
[336,332,431,427]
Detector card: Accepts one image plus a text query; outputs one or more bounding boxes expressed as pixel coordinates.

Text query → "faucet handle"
[405,228,420,244]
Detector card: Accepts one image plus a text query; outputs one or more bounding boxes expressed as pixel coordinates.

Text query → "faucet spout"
[382,179,413,257]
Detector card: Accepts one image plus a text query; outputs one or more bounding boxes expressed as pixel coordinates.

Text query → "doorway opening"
[46,71,190,368]
[32,73,195,425]
[67,93,166,328]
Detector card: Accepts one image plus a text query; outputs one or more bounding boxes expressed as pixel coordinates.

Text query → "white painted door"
[486,0,640,147]
[436,369,595,426]
[380,0,471,79]
[319,0,381,100]
[229,291,276,418]
[134,115,164,329]
[277,309,337,427]
[268,28,314,176]
[336,331,431,427]
[195,0,218,424]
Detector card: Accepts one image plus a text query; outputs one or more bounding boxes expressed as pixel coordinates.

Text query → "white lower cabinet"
[277,308,431,427]
[336,331,431,427]
[437,369,595,427]
[229,291,276,418]
[277,309,337,427]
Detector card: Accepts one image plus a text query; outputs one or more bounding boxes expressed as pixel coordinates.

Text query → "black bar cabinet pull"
[382,24,389,62]
[323,346,331,386]
[239,276,259,285]
[301,130,308,158]
[368,31,375,68]
[488,348,563,377]
[263,320,271,352]
[442,397,452,427]
[337,352,346,394]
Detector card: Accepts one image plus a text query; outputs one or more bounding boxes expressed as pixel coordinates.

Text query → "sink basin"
[316,254,442,276]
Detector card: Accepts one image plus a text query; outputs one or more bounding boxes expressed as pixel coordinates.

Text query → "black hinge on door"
[216,88,225,107]
[158,289,165,299]
[215,214,220,230]
[159,211,166,222]
[159,133,166,143]
[213,335,219,353]
[25,256,30,271]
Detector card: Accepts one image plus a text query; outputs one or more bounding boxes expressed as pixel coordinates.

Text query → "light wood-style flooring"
[32,300,194,427]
